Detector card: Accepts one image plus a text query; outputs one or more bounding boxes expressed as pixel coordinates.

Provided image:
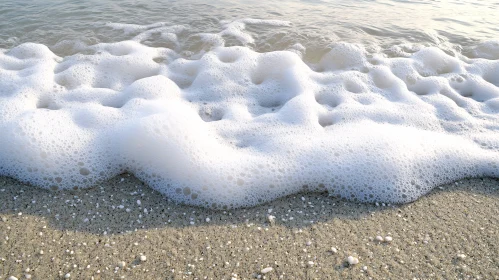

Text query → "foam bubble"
[0,20,498,208]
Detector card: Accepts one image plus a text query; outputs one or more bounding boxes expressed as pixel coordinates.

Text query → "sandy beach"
[0,175,497,279]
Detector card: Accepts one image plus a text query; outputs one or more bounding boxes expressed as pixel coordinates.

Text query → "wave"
[0,20,498,208]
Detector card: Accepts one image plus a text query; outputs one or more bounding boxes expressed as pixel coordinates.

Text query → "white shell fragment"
[347,256,359,265]
[261,267,273,274]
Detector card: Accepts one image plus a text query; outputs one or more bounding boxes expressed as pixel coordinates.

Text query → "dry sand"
[0,175,498,279]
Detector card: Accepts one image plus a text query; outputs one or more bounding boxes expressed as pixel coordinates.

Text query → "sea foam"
[0,20,498,208]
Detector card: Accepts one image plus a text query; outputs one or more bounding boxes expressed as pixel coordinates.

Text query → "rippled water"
[1,0,498,53]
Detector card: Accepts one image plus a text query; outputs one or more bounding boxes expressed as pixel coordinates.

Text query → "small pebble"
[139,255,147,262]
[307,261,314,267]
[330,247,338,254]
[385,236,393,242]
[375,236,384,242]
[267,215,275,224]
[457,253,466,260]
[117,261,126,268]
[347,256,359,265]
[261,267,273,274]
[64,273,70,279]
[7,276,18,280]
[25,274,32,279]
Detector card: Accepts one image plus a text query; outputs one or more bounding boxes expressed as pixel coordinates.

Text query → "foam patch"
[0,20,498,208]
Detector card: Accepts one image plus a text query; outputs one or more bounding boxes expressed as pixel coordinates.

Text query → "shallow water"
[0,0,498,208]
[1,0,498,52]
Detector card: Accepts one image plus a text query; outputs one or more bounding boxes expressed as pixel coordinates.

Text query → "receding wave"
[1,20,498,208]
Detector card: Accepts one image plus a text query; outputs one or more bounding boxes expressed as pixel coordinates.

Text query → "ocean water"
[0,0,498,208]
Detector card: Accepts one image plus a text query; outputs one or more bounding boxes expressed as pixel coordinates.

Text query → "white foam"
[219,19,291,45]
[0,20,498,208]
[468,40,499,60]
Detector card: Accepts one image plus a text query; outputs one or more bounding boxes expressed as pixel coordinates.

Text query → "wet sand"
[0,175,498,279]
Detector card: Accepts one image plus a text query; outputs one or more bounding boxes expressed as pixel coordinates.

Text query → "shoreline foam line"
[1,21,499,208]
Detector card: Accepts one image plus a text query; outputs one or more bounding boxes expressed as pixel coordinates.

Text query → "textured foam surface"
[1,20,498,208]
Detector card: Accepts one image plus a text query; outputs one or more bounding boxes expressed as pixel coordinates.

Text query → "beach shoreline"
[2,0,499,279]
[0,175,498,279]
